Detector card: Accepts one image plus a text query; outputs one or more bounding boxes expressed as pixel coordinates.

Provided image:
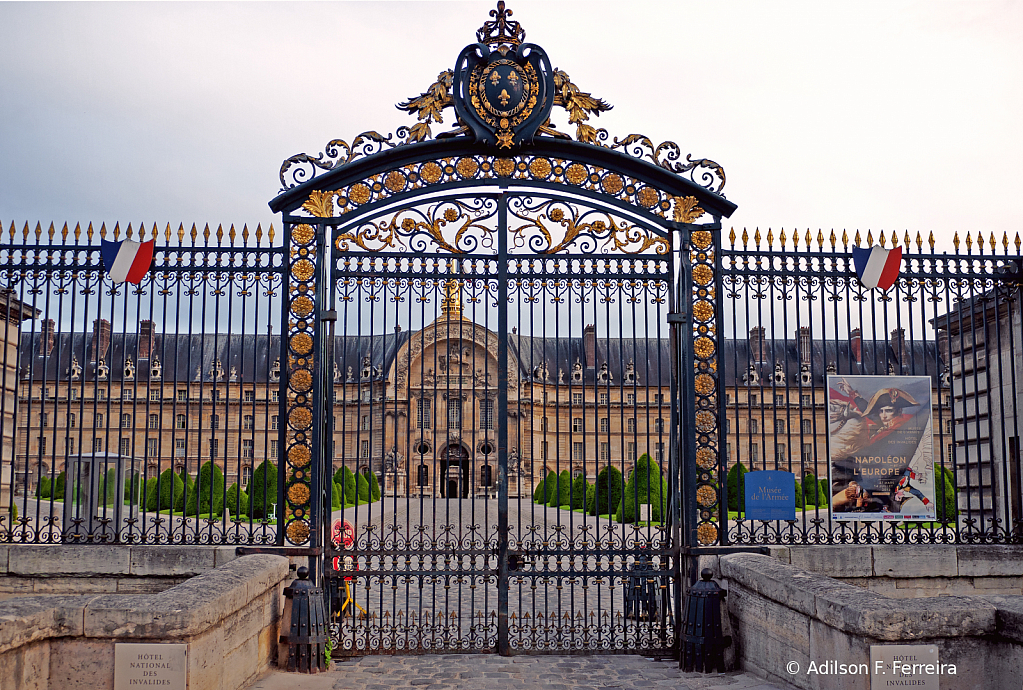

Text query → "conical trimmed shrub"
[124,471,141,505]
[934,463,958,523]
[367,471,381,501]
[356,473,371,503]
[802,472,821,507]
[817,479,830,507]
[224,482,248,517]
[331,481,342,510]
[53,471,66,501]
[247,460,278,519]
[542,471,558,504]
[551,470,572,507]
[533,475,547,503]
[585,482,595,513]
[337,466,357,506]
[726,462,748,514]
[36,476,51,499]
[570,474,588,509]
[616,454,665,523]
[185,461,225,516]
[146,468,184,512]
[588,465,624,516]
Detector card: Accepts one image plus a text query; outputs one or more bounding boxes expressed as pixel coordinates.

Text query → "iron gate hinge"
[667,312,686,325]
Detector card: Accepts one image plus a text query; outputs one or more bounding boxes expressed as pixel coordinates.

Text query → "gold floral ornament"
[384,170,407,192]
[291,259,315,282]
[601,174,624,195]
[565,163,588,185]
[494,158,515,177]
[528,158,552,178]
[695,411,716,433]
[636,187,660,209]
[291,224,316,245]
[290,332,313,355]
[692,301,713,323]
[697,523,718,546]
[289,445,311,467]
[421,161,444,183]
[290,369,312,393]
[691,230,712,251]
[287,521,310,545]
[288,483,311,505]
[349,183,372,205]
[456,157,480,178]
[693,337,715,359]
[696,447,716,469]
[697,485,717,507]
[673,196,706,224]
[289,407,312,430]
[692,264,713,286]
[291,296,313,317]
[694,373,715,395]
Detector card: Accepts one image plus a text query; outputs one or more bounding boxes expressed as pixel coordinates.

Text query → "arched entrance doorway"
[441,444,469,498]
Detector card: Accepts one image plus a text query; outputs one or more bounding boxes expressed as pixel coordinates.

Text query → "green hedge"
[368,472,381,501]
[224,482,248,517]
[550,470,572,507]
[36,476,51,499]
[570,474,589,509]
[185,461,225,517]
[247,460,278,519]
[934,463,958,523]
[53,471,66,501]
[533,474,547,502]
[588,465,624,516]
[802,472,824,507]
[585,482,595,513]
[726,462,748,513]
[331,481,342,510]
[356,473,371,503]
[146,468,184,512]
[334,466,357,507]
[616,454,664,523]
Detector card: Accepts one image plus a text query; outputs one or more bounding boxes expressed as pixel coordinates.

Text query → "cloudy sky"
[1,1,1020,251]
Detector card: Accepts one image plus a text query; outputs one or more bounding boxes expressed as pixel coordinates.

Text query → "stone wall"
[0,545,242,600]
[0,553,290,690]
[718,552,1023,690]
[777,545,1023,597]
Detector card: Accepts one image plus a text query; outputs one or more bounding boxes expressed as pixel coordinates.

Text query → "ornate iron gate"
[268,3,735,655]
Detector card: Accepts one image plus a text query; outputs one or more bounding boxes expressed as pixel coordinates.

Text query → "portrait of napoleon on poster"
[827,375,936,521]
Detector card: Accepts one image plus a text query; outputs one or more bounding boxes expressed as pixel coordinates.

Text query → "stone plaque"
[870,644,940,690]
[115,643,186,689]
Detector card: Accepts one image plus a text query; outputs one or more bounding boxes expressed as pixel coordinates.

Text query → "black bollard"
[278,566,328,673]
[679,568,730,673]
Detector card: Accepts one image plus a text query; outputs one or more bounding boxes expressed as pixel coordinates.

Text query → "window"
[210,414,219,429]
[572,393,583,405]
[480,464,493,487]
[147,414,158,429]
[945,419,952,434]
[541,441,549,462]
[175,439,186,457]
[37,437,46,455]
[147,438,158,457]
[750,394,757,406]
[244,390,255,403]
[176,414,187,429]
[212,390,222,402]
[626,393,635,405]
[448,402,462,430]
[775,443,786,462]
[97,389,106,400]
[627,442,636,462]
[654,394,664,404]
[627,418,636,433]
[242,466,253,486]
[270,441,279,459]
[655,418,664,433]
[540,417,548,432]
[775,419,785,434]
[177,389,187,402]
[751,444,759,463]
[361,440,370,459]
[801,419,812,434]
[417,464,429,487]
[417,399,431,429]
[599,392,609,405]
[66,437,75,455]
[121,413,132,428]
[361,389,371,403]
[150,390,160,402]
[801,394,811,406]
[749,418,758,434]
[361,415,370,431]
[43,387,52,399]
[726,394,732,405]
[93,438,103,453]
[271,390,279,403]
[242,439,254,459]
[801,443,813,463]
[40,413,48,427]
[271,415,279,431]
[480,399,494,430]
[723,419,730,434]
[123,389,133,401]
[243,415,254,430]
[600,442,610,462]
[573,442,583,461]
[599,417,609,433]
[95,413,104,427]
[655,442,664,462]
[572,417,583,433]
[775,394,784,406]
[209,439,219,458]
[70,389,79,401]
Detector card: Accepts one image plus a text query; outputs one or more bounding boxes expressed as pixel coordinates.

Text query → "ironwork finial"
[477,1,526,48]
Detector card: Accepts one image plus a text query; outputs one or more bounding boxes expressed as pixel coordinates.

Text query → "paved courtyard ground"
[245,655,798,690]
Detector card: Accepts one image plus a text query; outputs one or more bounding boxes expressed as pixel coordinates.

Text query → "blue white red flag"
[100,239,155,284]
[851,245,902,291]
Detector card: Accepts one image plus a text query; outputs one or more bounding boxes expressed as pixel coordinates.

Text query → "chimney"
[583,324,596,369]
[798,327,811,365]
[891,328,906,364]
[850,328,862,363]
[91,318,111,362]
[749,326,765,362]
[139,320,154,359]
[39,319,55,357]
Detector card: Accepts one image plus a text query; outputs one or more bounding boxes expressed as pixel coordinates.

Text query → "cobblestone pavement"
[246,655,798,690]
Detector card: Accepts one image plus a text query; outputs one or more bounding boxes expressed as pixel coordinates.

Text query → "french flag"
[851,245,902,291]
[100,239,155,284]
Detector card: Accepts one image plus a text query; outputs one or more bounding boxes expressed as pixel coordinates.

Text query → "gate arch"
[268,2,735,655]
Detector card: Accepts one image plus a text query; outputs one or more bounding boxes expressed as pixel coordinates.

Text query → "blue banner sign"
[744,470,797,521]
